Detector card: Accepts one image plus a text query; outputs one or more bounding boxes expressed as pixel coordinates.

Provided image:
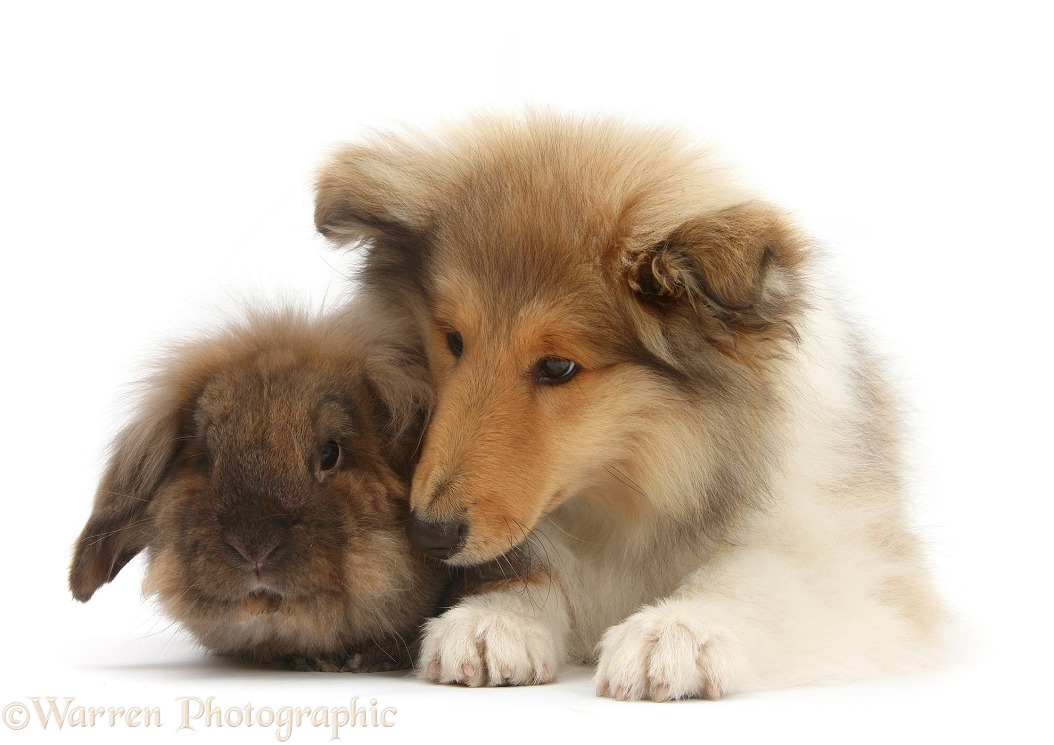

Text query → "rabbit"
[68,298,449,672]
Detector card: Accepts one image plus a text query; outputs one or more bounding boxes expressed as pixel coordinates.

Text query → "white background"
[2,1,1051,743]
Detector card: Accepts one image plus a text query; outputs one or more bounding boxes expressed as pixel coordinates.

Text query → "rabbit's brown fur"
[69,299,447,671]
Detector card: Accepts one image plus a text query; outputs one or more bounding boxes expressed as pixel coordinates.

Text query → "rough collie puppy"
[313,113,945,700]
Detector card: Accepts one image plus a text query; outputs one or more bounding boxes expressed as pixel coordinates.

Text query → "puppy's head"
[316,114,806,565]
[69,307,441,660]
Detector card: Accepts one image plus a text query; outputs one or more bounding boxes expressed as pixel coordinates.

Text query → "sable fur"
[69,299,447,671]
[315,112,946,698]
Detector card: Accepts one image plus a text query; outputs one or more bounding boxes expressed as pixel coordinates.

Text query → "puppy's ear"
[313,144,435,247]
[625,202,804,337]
[69,388,192,602]
[360,319,434,479]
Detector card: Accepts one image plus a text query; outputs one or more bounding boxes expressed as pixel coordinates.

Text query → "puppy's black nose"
[406,512,465,559]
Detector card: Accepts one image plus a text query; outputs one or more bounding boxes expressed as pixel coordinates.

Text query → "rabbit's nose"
[406,512,465,560]
[224,536,281,573]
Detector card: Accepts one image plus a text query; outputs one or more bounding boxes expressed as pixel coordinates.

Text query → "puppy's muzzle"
[406,512,465,560]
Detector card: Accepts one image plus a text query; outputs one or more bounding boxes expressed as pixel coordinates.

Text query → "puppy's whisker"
[604,464,648,499]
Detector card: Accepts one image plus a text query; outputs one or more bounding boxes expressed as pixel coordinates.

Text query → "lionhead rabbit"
[69,301,448,671]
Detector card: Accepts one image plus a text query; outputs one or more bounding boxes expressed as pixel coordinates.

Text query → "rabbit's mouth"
[244,589,283,615]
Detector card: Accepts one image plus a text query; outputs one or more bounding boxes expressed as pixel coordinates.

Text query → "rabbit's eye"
[320,441,341,471]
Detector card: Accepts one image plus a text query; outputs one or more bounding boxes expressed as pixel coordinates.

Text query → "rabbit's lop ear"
[69,382,192,602]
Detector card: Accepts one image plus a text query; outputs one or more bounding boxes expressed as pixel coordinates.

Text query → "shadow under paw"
[287,639,413,673]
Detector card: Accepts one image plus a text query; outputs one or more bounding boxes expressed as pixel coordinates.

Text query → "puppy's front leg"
[593,596,744,702]
[592,543,835,701]
[593,533,934,701]
[419,557,570,687]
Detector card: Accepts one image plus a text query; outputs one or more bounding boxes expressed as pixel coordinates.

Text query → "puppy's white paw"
[419,603,560,687]
[594,607,741,701]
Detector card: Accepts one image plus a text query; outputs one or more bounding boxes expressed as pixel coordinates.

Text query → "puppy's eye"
[536,358,578,384]
[447,331,464,358]
[320,441,341,471]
